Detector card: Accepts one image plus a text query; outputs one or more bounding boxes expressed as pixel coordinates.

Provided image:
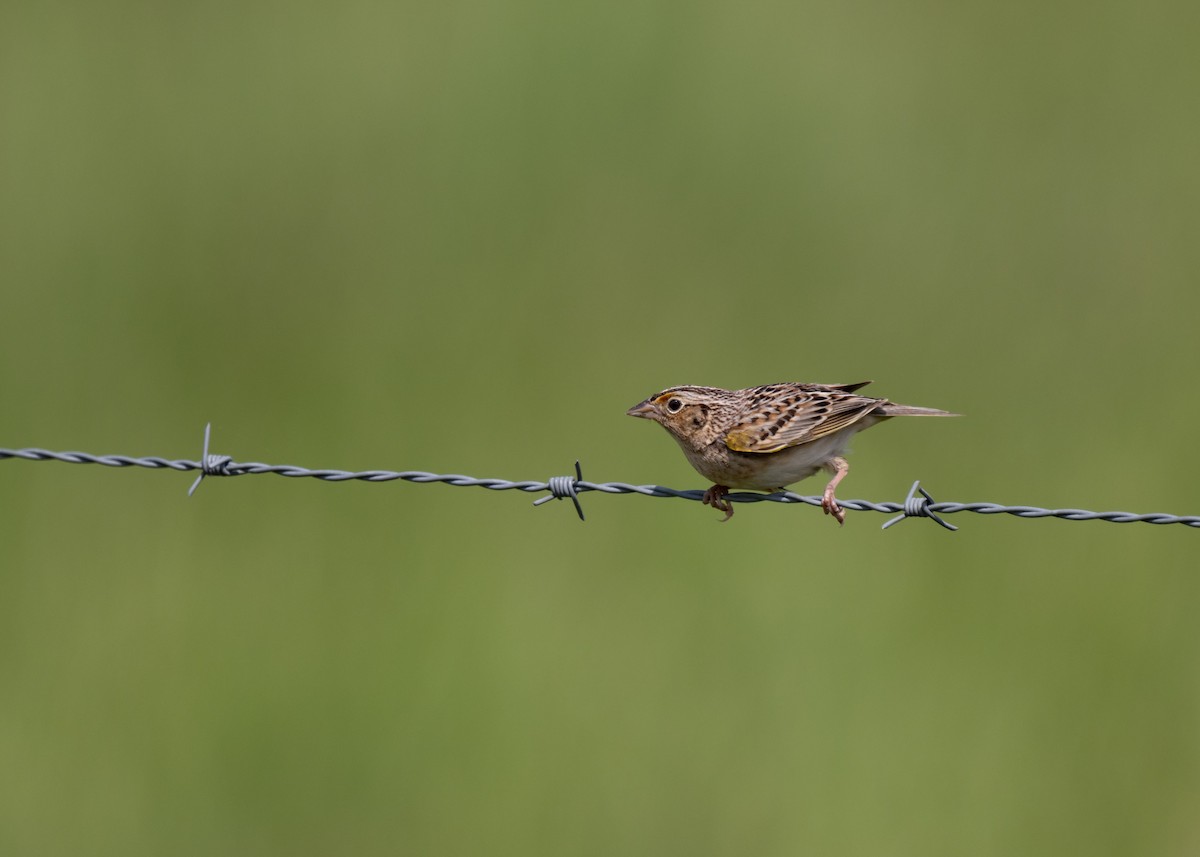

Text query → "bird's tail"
[877,402,960,417]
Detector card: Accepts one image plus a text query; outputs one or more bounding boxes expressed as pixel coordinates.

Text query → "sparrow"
[627,381,957,523]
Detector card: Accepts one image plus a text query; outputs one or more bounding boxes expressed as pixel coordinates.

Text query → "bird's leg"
[821,457,849,525]
[702,484,734,522]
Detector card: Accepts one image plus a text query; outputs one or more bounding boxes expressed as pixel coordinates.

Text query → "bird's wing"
[724,388,884,454]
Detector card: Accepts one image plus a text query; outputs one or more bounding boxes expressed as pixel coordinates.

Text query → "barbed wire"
[2,424,1198,530]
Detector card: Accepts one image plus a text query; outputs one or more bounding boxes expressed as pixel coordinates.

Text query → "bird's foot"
[821,486,846,526]
[702,485,734,522]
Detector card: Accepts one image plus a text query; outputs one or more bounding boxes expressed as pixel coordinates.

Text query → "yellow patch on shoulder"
[725,429,782,454]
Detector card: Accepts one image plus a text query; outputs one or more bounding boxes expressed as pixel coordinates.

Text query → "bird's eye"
[666,398,683,413]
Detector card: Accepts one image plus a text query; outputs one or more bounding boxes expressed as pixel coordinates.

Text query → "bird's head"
[626,386,730,448]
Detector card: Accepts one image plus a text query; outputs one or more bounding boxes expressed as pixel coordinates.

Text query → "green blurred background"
[2,0,1199,854]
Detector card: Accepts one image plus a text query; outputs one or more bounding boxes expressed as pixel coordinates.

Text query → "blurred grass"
[3,0,1200,854]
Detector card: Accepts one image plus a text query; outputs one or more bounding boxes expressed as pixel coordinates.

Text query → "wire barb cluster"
[532,461,586,520]
[188,423,233,497]
[883,481,957,531]
[3,424,1199,531]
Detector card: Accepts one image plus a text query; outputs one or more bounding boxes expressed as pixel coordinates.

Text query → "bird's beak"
[626,399,657,419]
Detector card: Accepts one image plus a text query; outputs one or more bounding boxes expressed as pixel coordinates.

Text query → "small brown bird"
[627,382,957,523]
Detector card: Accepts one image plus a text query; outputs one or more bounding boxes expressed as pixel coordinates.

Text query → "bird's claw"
[703,485,734,522]
[822,491,846,526]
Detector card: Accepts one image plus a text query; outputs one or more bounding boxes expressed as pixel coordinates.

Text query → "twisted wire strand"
[3,440,1198,529]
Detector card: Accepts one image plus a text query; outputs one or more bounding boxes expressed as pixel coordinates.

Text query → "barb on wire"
[188,422,234,497]
[3,425,1199,530]
[882,481,957,531]
[532,460,586,520]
